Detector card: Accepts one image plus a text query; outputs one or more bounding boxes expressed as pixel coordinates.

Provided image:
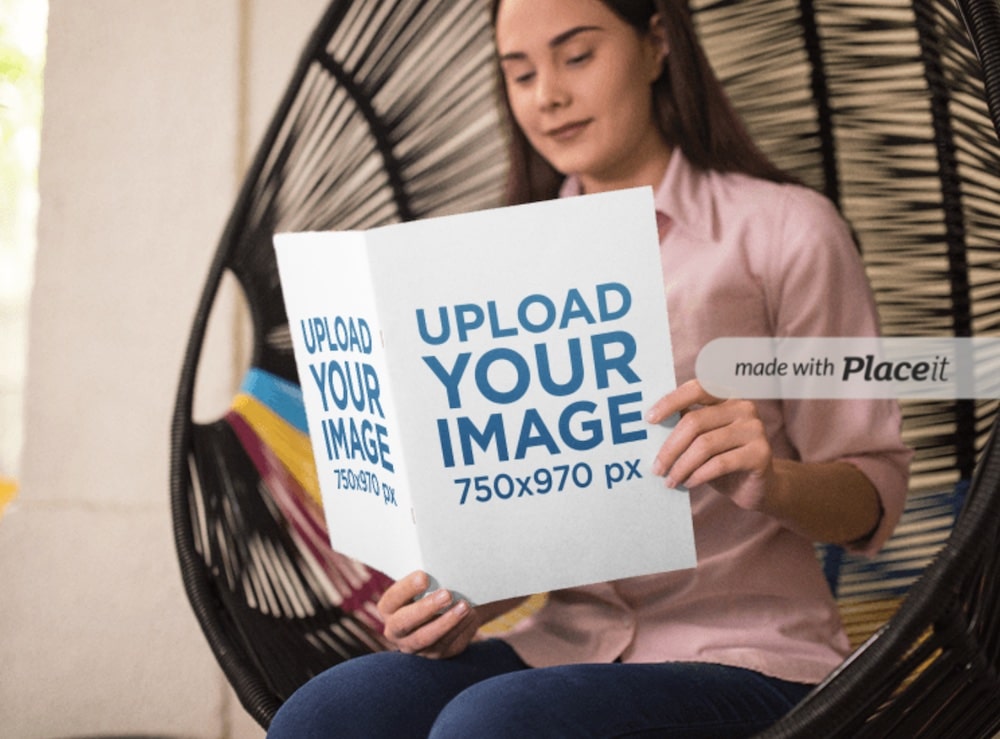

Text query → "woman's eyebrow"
[498,25,604,63]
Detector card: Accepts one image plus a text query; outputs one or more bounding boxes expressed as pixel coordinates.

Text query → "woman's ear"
[651,14,669,58]
[648,13,670,77]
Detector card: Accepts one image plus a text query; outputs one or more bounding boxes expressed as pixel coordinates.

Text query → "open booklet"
[274,186,696,604]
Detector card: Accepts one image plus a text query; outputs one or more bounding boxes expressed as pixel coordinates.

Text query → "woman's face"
[495,0,671,194]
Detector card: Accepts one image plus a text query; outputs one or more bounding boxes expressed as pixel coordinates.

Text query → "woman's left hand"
[646,379,776,512]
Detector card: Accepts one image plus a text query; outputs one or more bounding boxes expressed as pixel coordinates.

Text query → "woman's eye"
[567,51,592,66]
[514,71,536,84]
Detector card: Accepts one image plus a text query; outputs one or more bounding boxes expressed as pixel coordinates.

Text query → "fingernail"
[665,476,676,488]
[434,589,451,606]
[651,459,664,476]
[452,600,469,616]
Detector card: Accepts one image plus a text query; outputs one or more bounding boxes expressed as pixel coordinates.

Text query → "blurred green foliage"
[0,0,45,478]
[0,0,46,249]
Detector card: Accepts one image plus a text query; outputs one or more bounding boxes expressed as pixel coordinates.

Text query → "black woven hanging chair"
[170,0,1000,733]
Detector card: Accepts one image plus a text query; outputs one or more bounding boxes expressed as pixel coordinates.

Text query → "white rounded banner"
[696,337,1000,399]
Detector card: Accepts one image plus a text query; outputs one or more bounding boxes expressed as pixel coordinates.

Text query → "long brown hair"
[490,0,796,204]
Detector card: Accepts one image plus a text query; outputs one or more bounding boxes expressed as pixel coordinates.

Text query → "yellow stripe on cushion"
[479,593,549,635]
[838,596,904,650]
[232,393,322,507]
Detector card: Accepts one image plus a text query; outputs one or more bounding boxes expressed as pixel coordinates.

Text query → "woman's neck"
[578,144,674,195]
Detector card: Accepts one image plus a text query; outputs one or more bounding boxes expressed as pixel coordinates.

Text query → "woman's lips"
[547,120,591,141]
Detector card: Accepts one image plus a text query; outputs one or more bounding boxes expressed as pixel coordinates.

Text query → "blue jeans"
[267,640,813,738]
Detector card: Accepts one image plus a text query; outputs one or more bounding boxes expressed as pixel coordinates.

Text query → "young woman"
[268,1,911,736]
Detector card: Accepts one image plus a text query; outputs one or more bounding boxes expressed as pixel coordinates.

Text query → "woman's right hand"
[378,570,479,659]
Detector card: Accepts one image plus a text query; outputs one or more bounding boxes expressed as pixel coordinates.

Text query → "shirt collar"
[558,149,718,242]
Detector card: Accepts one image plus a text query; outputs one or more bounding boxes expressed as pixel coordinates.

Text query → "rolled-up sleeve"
[771,187,913,555]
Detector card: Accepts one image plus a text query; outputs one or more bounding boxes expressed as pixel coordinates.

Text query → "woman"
[269,1,911,736]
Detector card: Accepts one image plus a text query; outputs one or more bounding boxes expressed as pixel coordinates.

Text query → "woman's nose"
[536,68,570,110]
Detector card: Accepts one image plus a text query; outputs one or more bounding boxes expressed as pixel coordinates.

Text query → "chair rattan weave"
[170,0,1000,732]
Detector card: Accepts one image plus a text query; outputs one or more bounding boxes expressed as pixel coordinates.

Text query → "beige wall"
[0,0,328,735]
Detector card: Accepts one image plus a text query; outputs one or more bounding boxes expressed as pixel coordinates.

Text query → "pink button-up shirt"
[499,150,912,685]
